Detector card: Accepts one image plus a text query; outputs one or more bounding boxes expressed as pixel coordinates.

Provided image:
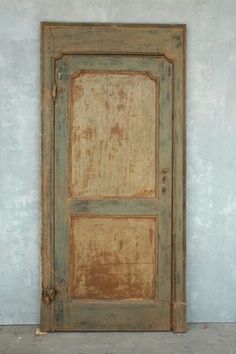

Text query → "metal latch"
[42,288,57,305]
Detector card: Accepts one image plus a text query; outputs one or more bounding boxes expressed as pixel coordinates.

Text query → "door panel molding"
[41,23,186,332]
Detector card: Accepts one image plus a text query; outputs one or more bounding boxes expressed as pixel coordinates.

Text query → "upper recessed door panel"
[70,70,157,198]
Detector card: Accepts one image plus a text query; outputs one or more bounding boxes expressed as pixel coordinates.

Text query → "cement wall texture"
[0,0,236,324]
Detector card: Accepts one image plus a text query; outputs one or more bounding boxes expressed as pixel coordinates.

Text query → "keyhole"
[162,176,167,183]
[162,186,167,194]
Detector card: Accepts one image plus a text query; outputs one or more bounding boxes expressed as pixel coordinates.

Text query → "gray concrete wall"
[0,0,236,324]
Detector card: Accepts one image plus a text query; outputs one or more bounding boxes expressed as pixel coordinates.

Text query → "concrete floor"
[0,324,236,354]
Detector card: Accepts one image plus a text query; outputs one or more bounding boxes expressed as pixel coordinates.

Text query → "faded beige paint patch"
[69,71,157,198]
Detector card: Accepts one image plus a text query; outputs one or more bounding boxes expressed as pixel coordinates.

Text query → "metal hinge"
[52,81,57,102]
[42,288,57,305]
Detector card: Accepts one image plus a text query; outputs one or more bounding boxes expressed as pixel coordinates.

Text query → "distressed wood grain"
[70,71,157,199]
[68,199,159,215]
[70,216,156,300]
[40,25,55,332]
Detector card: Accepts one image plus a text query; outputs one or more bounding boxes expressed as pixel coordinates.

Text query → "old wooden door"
[41,24,186,332]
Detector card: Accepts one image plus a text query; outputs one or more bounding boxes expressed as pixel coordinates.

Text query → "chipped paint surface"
[70,217,156,300]
[0,0,236,324]
[70,71,157,198]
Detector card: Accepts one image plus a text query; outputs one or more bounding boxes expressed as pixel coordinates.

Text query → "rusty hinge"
[52,81,57,102]
[42,288,57,305]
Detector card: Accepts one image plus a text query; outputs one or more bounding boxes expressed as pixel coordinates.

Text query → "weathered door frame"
[41,23,186,332]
